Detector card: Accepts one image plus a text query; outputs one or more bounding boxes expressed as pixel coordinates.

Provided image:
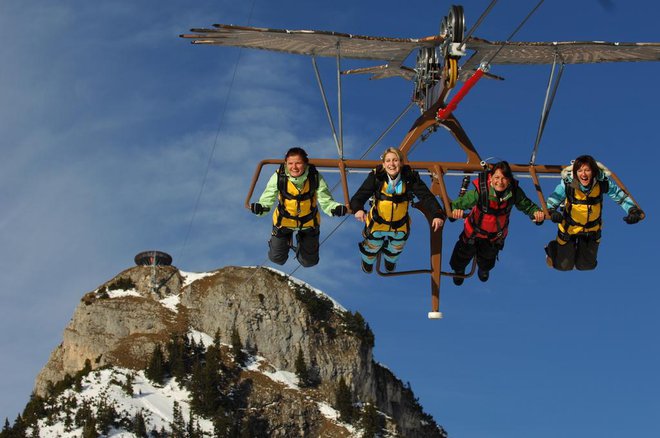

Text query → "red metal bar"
[436,68,486,120]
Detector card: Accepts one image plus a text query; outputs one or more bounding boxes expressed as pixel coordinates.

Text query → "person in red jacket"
[449,161,544,285]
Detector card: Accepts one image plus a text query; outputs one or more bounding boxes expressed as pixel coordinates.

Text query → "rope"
[178,2,257,263]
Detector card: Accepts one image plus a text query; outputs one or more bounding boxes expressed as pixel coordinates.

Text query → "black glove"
[250,203,266,215]
[623,207,643,224]
[549,209,564,224]
[331,205,348,217]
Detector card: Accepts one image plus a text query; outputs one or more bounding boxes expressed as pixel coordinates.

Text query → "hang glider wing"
[181,24,660,82]
[181,24,443,80]
[460,37,660,77]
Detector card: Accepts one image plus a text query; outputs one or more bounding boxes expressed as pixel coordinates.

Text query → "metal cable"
[530,55,565,165]
[178,2,257,263]
[486,0,545,65]
[458,0,499,51]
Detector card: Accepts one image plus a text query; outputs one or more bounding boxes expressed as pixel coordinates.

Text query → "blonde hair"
[381,147,406,163]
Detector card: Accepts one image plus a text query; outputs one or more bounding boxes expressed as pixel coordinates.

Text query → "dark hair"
[285,147,309,163]
[572,155,598,179]
[490,161,514,181]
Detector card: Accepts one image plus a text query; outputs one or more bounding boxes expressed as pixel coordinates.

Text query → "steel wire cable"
[178,3,257,264]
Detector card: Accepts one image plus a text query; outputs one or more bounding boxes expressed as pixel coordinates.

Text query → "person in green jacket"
[449,161,545,285]
[250,147,347,267]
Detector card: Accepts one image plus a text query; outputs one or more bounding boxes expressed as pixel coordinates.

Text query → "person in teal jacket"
[250,147,347,267]
[545,154,644,271]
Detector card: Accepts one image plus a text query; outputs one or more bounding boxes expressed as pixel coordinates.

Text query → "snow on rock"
[317,402,359,436]
[36,368,213,437]
[107,289,141,299]
[179,270,215,287]
[188,329,214,348]
[159,294,180,312]
[246,355,299,390]
[264,266,347,312]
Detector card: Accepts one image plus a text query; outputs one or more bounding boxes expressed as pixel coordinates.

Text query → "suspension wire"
[289,215,351,277]
[458,0,499,52]
[530,53,565,165]
[178,2,257,263]
[485,0,545,66]
[312,56,342,157]
[363,101,416,158]
[407,133,426,156]
[336,42,344,159]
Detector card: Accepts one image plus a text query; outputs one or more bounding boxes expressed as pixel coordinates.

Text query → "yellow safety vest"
[366,179,410,234]
[558,180,607,242]
[273,166,320,229]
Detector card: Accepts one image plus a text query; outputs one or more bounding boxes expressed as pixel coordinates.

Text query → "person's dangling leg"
[295,227,320,267]
[575,234,599,271]
[358,230,385,273]
[474,239,499,282]
[450,233,476,285]
[268,226,294,265]
[381,231,407,272]
[549,237,577,271]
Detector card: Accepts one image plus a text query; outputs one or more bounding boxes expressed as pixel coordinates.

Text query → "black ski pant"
[268,226,320,267]
[546,234,599,271]
[450,233,501,274]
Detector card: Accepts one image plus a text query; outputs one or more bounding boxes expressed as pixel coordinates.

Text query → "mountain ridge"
[4,265,447,437]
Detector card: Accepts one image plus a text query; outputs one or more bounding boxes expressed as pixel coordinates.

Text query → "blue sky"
[1,1,658,436]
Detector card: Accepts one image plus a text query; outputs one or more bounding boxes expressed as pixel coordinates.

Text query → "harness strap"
[558,228,601,242]
[370,208,409,229]
[478,172,489,214]
[275,205,319,228]
[468,174,515,240]
[276,164,320,200]
[374,190,411,204]
[562,179,607,229]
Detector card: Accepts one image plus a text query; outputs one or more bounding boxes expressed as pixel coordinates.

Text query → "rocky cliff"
[31,264,445,437]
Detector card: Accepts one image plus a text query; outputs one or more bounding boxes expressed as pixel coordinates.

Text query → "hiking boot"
[384,260,396,272]
[478,269,489,282]
[452,270,465,286]
[361,260,373,274]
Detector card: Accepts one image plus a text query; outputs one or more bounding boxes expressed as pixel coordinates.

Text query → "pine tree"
[213,412,233,438]
[96,397,118,434]
[361,401,380,437]
[335,377,354,424]
[171,401,186,438]
[294,348,310,388]
[122,371,135,396]
[190,343,223,417]
[146,344,167,384]
[187,410,202,438]
[132,411,148,437]
[74,402,93,428]
[81,418,97,438]
[0,418,9,438]
[191,336,206,363]
[22,392,47,426]
[168,333,192,381]
[213,330,222,349]
[231,327,246,366]
[29,421,40,438]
